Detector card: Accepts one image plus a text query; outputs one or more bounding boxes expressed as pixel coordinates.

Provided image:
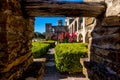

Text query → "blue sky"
[34,17,66,33]
[34,0,83,33]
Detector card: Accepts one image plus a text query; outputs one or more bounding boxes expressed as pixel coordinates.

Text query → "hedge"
[32,42,50,58]
[55,43,88,73]
[42,41,55,48]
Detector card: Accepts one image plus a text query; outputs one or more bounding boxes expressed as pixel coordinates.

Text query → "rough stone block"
[0,55,33,80]
[92,26,120,37]
[0,52,31,72]
[102,16,120,26]
[90,49,120,76]
[84,61,120,80]
[93,46,120,63]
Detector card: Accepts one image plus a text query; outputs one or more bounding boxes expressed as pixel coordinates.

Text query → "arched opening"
[78,34,83,42]
[85,32,89,43]
[75,21,77,31]
[72,24,74,33]
[70,26,72,33]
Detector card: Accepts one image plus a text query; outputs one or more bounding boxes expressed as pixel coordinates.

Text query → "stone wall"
[84,0,120,80]
[84,17,96,43]
[45,23,53,39]
[86,18,120,80]
[105,0,120,17]
[0,0,119,80]
[45,23,68,40]
[0,0,34,80]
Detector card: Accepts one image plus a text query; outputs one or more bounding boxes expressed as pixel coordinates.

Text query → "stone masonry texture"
[0,0,34,80]
[85,0,120,80]
[0,0,120,80]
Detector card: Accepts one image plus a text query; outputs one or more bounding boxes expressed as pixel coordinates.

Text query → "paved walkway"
[42,48,87,80]
[17,48,87,80]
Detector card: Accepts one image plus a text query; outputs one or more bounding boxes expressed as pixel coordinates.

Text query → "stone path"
[16,48,87,80]
[42,48,87,80]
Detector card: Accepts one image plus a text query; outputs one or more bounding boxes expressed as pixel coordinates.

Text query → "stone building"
[46,17,95,43]
[66,17,96,43]
[45,20,68,40]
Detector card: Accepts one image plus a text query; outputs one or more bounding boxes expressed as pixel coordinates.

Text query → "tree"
[34,32,45,39]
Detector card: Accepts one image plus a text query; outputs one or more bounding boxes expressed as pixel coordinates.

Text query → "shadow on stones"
[84,61,120,80]
[14,62,42,80]
[59,72,86,79]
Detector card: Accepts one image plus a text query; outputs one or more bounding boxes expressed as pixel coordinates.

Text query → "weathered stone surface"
[85,61,120,80]
[1,52,31,72]
[24,0,106,17]
[0,55,33,80]
[92,34,120,49]
[92,27,120,37]
[102,16,120,26]
[0,0,22,15]
[0,32,7,43]
[91,53,120,74]
[0,0,34,80]
[0,0,120,80]
[87,13,120,80]
[85,0,120,17]
[84,1,120,79]
[105,0,120,17]
[91,46,119,62]
[85,17,96,27]
[85,0,104,2]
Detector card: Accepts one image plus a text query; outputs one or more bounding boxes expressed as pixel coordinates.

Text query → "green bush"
[55,43,88,73]
[32,42,50,58]
[42,41,55,48]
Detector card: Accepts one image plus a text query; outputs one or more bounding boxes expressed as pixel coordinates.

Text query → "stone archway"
[72,24,74,33]
[75,21,77,31]
[0,0,120,80]
[78,33,83,42]
[85,32,89,43]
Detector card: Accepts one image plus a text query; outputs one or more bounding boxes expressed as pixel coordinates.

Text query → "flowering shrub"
[51,35,57,41]
[69,32,77,43]
[58,32,77,43]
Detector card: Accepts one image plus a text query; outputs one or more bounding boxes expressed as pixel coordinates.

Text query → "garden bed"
[55,43,88,73]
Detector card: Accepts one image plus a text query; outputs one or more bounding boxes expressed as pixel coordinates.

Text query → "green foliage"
[34,32,45,39]
[55,43,88,73]
[42,41,55,48]
[32,42,50,58]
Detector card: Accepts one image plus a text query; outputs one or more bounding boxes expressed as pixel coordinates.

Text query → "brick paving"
[42,48,87,80]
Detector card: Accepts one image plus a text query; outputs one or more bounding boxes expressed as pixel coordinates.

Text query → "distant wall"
[0,0,34,79]
[45,23,68,40]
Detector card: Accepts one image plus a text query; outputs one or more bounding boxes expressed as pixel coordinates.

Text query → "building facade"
[45,20,68,40]
[46,17,96,43]
[66,17,96,43]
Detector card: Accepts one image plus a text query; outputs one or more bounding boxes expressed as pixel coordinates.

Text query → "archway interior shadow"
[17,0,108,80]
